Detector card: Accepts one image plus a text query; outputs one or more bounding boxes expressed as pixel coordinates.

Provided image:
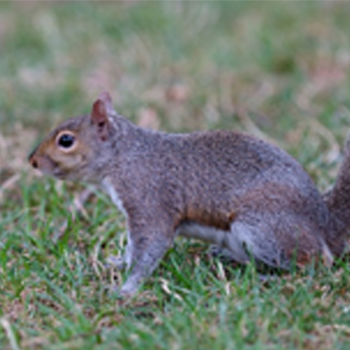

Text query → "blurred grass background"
[1,1,350,349]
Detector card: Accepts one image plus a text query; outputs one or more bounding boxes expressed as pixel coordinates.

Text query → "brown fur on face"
[29,114,115,182]
[29,116,90,180]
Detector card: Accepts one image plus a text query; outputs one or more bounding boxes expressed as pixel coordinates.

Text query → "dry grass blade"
[0,318,20,350]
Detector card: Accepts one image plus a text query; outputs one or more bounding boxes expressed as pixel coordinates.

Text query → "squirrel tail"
[323,132,350,228]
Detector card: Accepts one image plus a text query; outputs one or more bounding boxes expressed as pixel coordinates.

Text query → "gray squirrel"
[28,92,349,297]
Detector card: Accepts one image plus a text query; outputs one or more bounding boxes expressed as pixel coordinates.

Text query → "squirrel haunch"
[29,92,349,297]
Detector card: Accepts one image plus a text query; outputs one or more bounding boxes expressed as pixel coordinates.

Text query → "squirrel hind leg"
[224,219,332,270]
[178,218,334,271]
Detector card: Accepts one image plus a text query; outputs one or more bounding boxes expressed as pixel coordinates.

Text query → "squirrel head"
[28,92,117,183]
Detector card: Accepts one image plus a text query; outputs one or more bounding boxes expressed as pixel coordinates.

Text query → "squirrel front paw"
[109,281,139,299]
[105,255,126,270]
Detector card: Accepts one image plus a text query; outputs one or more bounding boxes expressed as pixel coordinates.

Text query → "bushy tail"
[323,132,350,228]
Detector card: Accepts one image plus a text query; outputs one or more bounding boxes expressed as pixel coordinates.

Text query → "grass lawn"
[1,1,350,349]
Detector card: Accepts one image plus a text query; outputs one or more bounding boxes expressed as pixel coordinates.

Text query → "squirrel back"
[28,92,349,296]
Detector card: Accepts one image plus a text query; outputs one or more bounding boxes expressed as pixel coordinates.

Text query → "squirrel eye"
[57,134,75,149]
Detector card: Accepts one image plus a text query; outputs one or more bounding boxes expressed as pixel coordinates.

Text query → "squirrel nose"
[28,155,38,169]
[28,149,39,169]
[30,158,39,169]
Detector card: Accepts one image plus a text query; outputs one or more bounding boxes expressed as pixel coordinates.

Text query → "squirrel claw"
[105,255,126,270]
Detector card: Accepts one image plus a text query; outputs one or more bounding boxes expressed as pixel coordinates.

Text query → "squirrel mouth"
[52,169,65,179]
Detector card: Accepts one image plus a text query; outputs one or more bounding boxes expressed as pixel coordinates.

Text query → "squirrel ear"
[91,92,113,141]
[97,91,113,113]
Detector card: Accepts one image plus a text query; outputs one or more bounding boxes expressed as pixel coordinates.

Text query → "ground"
[1,2,350,349]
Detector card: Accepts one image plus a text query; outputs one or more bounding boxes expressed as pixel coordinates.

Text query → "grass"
[1,1,350,349]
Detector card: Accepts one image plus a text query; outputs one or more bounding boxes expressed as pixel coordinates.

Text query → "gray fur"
[28,93,350,297]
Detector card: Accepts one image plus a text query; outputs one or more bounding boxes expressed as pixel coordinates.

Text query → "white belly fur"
[102,176,133,268]
[102,177,127,216]
[176,221,250,263]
